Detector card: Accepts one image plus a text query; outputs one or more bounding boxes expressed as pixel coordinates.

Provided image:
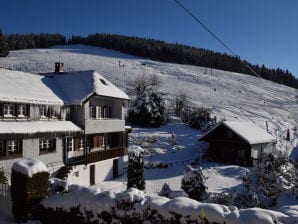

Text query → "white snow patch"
[12,158,48,177]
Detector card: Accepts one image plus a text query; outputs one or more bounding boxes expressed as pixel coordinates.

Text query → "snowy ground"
[0,44,296,155]
[96,117,249,196]
[0,45,297,222]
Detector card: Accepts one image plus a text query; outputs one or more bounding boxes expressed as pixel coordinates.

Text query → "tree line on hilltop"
[0,30,297,88]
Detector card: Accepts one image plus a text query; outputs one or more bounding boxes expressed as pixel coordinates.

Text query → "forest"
[0,31,297,88]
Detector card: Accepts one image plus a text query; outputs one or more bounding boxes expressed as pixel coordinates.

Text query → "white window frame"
[79,137,84,150]
[40,105,48,117]
[17,104,26,117]
[89,106,96,119]
[7,140,21,154]
[66,137,73,151]
[3,104,15,117]
[40,139,50,150]
[96,106,102,119]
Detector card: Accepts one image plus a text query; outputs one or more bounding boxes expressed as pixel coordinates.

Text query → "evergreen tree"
[0,29,9,57]
[127,151,145,191]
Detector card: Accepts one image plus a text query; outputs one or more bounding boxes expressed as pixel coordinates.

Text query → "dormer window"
[99,79,107,85]
[3,104,15,117]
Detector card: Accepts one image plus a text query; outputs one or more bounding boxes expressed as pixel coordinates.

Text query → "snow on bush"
[181,106,217,131]
[127,150,146,190]
[40,186,297,224]
[128,91,167,127]
[12,158,48,177]
[159,183,187,199]
[181,165,208,201]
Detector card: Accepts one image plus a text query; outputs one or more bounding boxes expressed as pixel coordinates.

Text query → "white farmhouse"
[0,62,130,186]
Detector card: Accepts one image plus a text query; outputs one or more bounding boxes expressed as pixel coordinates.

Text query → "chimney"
[55,62,64,73]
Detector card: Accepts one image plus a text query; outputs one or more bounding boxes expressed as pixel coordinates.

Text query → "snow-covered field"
[0,44,296,155]
[0,45,297,223]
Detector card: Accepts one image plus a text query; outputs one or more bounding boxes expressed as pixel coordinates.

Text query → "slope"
[0,44,297,155]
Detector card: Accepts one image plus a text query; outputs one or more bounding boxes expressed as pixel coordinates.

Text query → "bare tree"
[126,74,161,96]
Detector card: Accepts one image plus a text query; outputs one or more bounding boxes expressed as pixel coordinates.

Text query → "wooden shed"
[199,121,276,166]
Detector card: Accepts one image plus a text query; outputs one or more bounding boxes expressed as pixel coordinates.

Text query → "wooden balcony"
[86,147,128,164]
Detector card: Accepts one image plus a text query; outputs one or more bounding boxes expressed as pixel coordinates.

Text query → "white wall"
[0,137,64,181]
[68,156,125,187]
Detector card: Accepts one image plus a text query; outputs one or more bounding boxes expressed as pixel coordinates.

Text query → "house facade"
[199,121,276,166]
[0,63,130,186]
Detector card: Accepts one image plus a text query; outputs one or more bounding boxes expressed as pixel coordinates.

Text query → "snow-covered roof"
[49,70,129,104]
[224,121,276,144]
[0,68,129,105]
[0,68,63,105]
[12,158,48,177]
[0,121,81,134]
[200,121,276,145]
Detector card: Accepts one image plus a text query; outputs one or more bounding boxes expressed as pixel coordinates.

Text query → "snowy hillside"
[0,44,297,156]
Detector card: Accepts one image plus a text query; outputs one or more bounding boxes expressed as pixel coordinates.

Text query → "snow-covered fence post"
[127,150,145,191]
[11,158,49,222]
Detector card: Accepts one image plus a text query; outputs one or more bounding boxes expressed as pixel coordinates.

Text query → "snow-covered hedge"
[40,186,296,224]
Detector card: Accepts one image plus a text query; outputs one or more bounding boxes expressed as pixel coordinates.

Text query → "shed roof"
[200,121,276,145]
[0,121,81,134]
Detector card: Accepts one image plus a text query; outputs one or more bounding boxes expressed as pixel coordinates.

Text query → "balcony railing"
[86,147,128,164]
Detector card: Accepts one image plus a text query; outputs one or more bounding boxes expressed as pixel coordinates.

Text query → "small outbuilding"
[199,121,276,166]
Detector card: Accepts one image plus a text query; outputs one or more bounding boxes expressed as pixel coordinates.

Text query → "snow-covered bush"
[181,106,217,131]
[159,183,187,199]
[39,186,290,224]
[127,150,145,190]
[128,91,167,127]
[181,165,208,201]
[255,153,297,207]
[11,158,49,222]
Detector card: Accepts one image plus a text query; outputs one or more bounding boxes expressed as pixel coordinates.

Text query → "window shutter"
[0,103,2,117]
[26,104,30,118]
[47,107,51,118]
[19,140,23,154]
[93,136,98,148]
[99,135,104,146]
[52,138,56,150]
[108,106,112,118]
[74,138,80,150]
[14,104,17,117]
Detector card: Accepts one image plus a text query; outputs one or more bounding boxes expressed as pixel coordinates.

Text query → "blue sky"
[1,0,298,77]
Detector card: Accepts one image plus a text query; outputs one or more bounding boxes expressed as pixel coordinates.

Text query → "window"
[39,138,56,154]
[79,138,84,150]
[40,105,48,117]
[89,106,96,119]
[7,140,22,156]
[3,104,15,117]
[97,106,102,119]
[74,137,84,151]
[17,104,27,117]
[65,137,73,152]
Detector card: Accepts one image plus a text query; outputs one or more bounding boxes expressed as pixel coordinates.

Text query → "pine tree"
[127,151,145,191]
[0,29,9,57]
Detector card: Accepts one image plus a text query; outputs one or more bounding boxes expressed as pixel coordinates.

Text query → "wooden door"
[90,164,95,185]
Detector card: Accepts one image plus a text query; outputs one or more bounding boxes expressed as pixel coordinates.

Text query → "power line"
[173,0,262,79]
